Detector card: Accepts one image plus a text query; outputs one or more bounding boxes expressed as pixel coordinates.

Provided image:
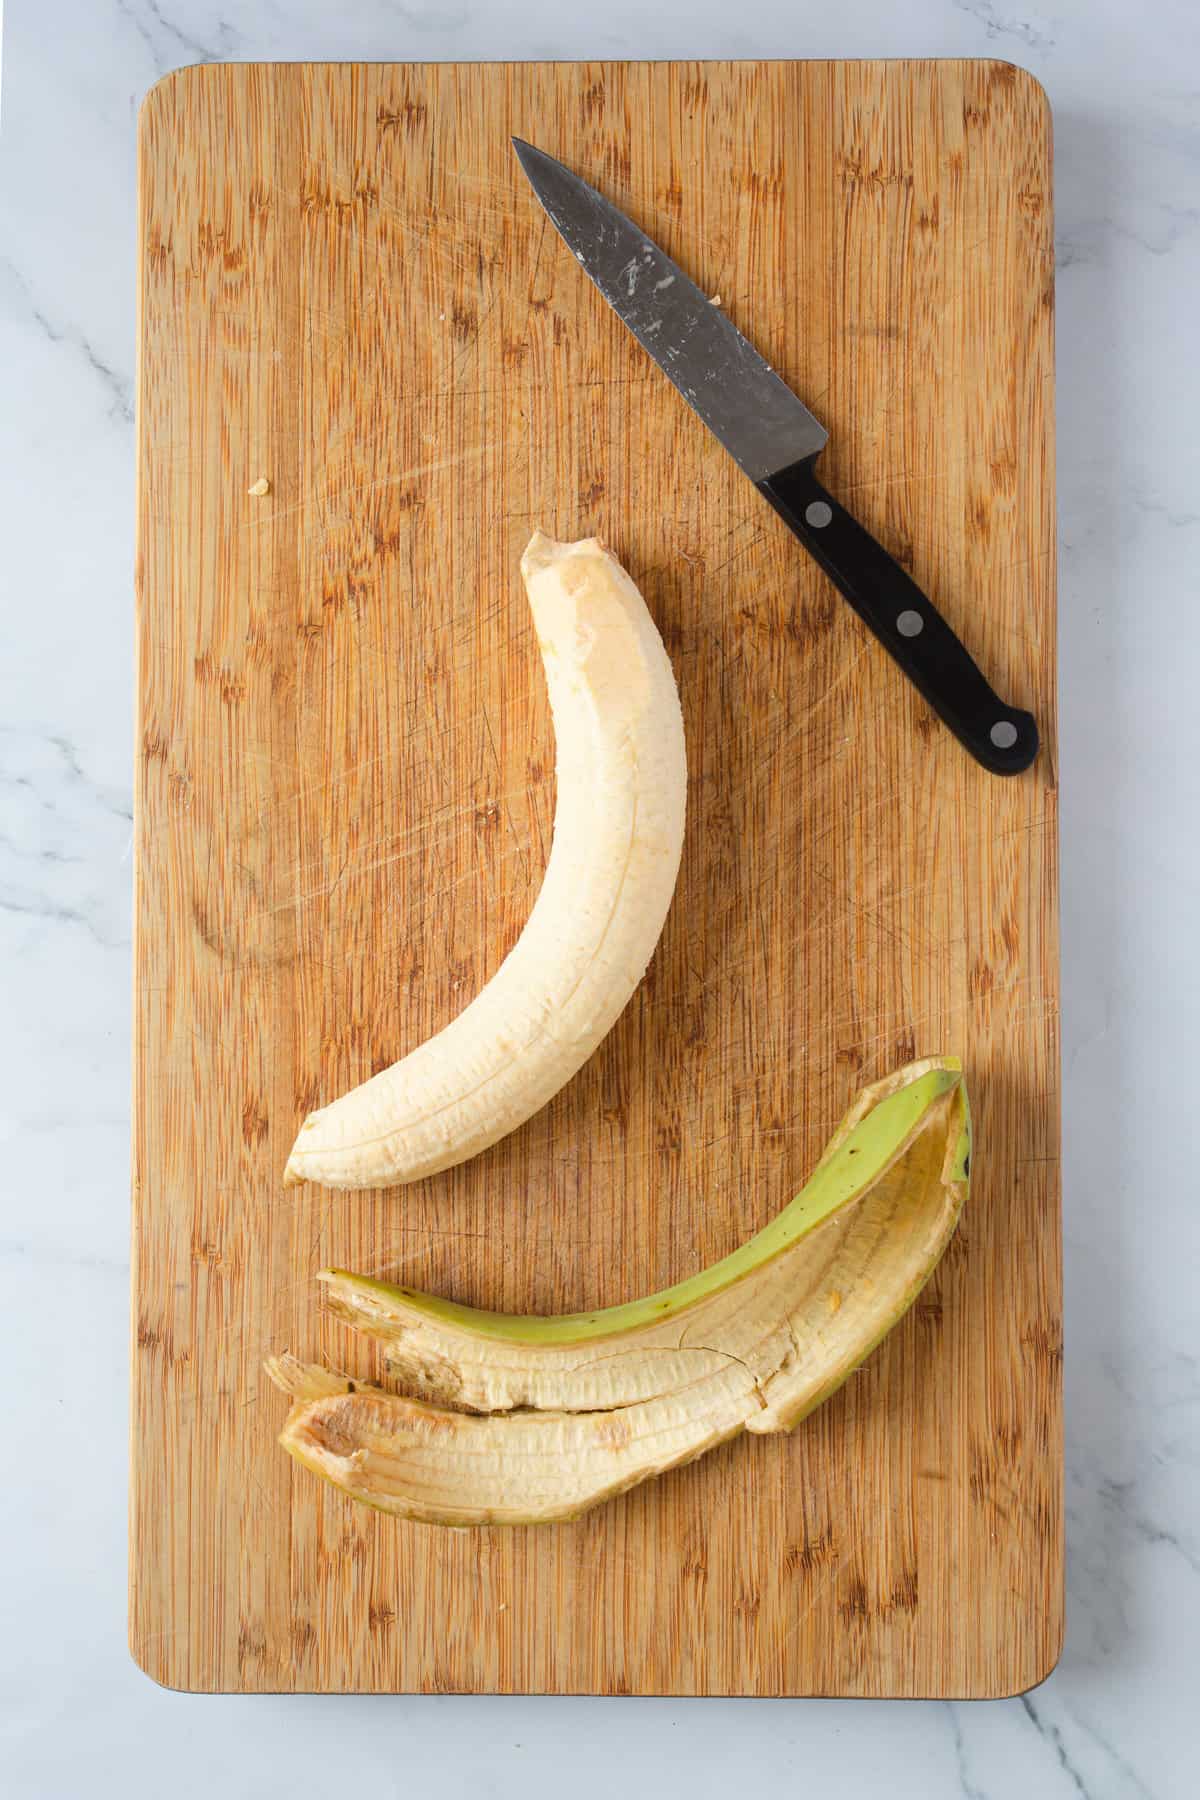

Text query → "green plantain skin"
[267,1057,971,1525]
[321,1057,966,1346]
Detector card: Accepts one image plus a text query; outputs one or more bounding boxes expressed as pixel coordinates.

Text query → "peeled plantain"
[267,1057,969,1525]
[283,533,687,1192]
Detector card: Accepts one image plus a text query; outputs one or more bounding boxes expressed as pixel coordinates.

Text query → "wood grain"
[131,59,1060,1696]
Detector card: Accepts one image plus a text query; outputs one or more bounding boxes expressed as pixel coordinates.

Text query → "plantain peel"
[266,1057,970,1525]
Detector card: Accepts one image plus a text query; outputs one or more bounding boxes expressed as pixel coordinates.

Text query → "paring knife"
[512,139,1039,776]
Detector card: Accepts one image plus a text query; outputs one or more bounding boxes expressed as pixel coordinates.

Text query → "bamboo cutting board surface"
[131,59,1060,1696]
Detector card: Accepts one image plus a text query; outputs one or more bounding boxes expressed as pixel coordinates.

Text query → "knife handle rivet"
[804,501,833,528]
[990,720,1019,750]
[896,609,924,639]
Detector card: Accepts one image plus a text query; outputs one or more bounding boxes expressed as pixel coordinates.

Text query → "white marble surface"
[2,0,1198,1792]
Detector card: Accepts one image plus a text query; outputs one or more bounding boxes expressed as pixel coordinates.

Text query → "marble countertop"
[3,0,1197,1794]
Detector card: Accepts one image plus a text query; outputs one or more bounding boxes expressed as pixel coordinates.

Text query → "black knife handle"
[757,456,1039,775]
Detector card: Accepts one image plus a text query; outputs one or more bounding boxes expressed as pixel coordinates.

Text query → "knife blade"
[512,138,1039,776]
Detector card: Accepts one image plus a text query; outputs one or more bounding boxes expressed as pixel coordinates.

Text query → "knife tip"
[511,136,555,178]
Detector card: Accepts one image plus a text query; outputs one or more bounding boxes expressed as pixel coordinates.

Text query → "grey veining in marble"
[3,1,1197,1795]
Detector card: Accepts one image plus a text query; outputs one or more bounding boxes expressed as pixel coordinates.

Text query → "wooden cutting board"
[131,59,1060,1696]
